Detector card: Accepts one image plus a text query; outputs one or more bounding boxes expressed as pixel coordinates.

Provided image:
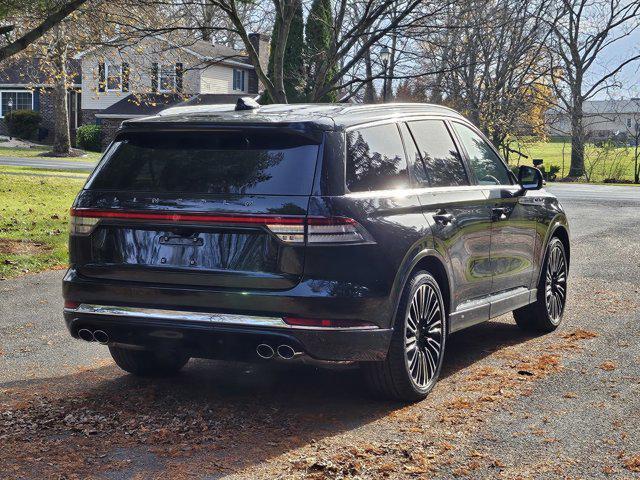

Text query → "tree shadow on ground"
[0,318,537,478]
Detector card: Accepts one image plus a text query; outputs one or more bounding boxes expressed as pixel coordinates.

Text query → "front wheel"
[514,237,568,332]
[362,271,447,402]
[109,345,190,377]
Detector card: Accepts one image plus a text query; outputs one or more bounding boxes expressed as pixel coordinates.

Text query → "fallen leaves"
[623,454,640,472]
[599,361,617,371]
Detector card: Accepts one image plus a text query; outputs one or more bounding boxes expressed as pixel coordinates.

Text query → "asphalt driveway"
[0,183,638,479]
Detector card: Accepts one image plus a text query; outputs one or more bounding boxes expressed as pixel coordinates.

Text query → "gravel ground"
[0,184,638,479]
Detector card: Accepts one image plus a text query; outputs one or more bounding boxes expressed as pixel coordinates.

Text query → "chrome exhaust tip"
[93,330,109,345]
[276,344,300,360]
[78,328,95,342]
[256,344,274,359]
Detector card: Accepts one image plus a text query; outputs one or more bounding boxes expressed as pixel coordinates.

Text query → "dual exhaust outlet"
[78,328,110,345]
[256,343,302,360]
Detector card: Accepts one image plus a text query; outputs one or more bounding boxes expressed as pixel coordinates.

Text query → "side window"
[398,122,429,187]
[407,120,469,187]
[452,123,512,185]
[346,124,409,192]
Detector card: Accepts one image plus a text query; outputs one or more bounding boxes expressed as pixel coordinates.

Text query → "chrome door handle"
[433,212,455,225]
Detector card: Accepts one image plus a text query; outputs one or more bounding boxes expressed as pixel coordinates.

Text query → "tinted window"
[407,120,469,187]
[346,124,409,192]
[87,131,319,195]
[452,123,512,185]
[398,122,429,186]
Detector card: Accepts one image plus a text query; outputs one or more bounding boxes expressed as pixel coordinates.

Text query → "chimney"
[247,33,271,94]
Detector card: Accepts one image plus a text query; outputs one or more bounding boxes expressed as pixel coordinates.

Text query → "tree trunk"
[51,32,71,155]
[569,97,585,178]
[363,46,375,103]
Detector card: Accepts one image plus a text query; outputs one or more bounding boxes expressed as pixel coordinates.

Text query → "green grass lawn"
[0,168,85,279]
[0,145,101,162]
[519,139,638,183]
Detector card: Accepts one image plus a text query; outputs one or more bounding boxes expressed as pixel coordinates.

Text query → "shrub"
[76,124,102,152]
[4,110,41,140]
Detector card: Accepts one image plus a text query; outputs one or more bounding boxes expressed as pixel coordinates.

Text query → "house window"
[233,69,245,91]
[0,91,33,117]
[159,64,176,92]
[106,63,122,91]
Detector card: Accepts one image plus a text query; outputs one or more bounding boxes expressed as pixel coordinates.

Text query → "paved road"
[0,156,97,170]
[0,184,638,479]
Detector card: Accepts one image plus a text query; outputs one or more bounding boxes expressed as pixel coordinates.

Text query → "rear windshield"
[86,131,320,195]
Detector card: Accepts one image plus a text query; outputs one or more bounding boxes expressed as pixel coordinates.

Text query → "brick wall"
[100,118,124,150]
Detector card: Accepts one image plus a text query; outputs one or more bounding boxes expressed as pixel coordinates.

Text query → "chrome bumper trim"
[65,304,379,331]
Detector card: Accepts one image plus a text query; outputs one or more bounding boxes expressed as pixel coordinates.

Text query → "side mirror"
[517,165,544,191]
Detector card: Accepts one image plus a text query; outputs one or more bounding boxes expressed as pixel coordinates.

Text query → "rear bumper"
[63,305,392,362]
[62,269,394,361]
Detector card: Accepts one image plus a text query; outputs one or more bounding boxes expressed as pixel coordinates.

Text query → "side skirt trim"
[449,287,536,333]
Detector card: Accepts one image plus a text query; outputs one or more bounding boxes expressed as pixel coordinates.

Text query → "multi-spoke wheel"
[362,271,447,402]
[514,237,568,332]
[405,283,444,390]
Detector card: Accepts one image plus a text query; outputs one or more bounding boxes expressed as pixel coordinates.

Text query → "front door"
[450,122,537,314]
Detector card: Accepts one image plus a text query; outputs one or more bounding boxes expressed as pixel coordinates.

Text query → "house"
[547,99,640,142]
[75,33,270,148]
[0,57,82,142]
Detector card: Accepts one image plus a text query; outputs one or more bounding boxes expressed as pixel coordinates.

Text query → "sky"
[590,28,640,100]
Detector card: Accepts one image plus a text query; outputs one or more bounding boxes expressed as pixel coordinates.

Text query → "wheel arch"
[390,248,453,333]
[537,214,570,285]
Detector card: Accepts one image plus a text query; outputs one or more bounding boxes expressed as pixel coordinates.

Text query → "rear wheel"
[362,271,446,402]
[514,237,568,332]
[109,345,190,376]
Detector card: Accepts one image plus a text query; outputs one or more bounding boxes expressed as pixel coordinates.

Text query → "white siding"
[201,64,248,93]
[80,38,201,111]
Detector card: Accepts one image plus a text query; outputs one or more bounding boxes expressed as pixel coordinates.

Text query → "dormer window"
[106,63,122,91]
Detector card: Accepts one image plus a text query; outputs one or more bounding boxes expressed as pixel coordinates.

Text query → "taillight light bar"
[69,208,373,245]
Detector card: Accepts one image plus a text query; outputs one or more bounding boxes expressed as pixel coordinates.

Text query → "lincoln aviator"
[63,101,570,402]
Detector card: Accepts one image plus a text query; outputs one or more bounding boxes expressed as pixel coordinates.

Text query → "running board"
[449,288,536,332]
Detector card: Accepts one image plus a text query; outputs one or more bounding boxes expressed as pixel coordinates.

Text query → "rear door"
[70,128,321,290]
[402,120,494,325]
[450,122,537,308]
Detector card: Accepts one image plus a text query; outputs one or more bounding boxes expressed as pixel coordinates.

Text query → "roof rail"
[339,103,457,115]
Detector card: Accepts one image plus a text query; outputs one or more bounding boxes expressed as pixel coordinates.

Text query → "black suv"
[63,102,569,402]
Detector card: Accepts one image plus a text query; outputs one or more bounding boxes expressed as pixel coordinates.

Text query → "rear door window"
[451,122,512,185]
[407,120,469,187]
[86,131,320,195]
[346,123,409,192]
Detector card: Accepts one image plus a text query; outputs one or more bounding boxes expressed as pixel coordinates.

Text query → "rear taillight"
[69,208,373,245]
[265,216,371,245]
[283,316,376,329]
[69,215,99,235]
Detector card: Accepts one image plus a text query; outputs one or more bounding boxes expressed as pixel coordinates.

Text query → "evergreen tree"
[305,0,337,102]
[265,3,305,103]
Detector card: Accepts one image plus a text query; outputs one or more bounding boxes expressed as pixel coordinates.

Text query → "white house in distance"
[75,33,269,148]
[547,99,640,141]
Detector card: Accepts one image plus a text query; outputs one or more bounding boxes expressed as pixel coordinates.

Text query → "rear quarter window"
[86,130,320,195]
[346,123,409,192]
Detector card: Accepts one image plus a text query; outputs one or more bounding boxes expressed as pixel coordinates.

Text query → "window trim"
[448,119,516,186]
[232,68,246,92]
[0,90,35,118]
[157,63,176,93]
[105,63,123,92]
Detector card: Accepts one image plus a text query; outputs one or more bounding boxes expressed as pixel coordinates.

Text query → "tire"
[109,345,190,376]
[514,237,568,333]
[362,271,447,402]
